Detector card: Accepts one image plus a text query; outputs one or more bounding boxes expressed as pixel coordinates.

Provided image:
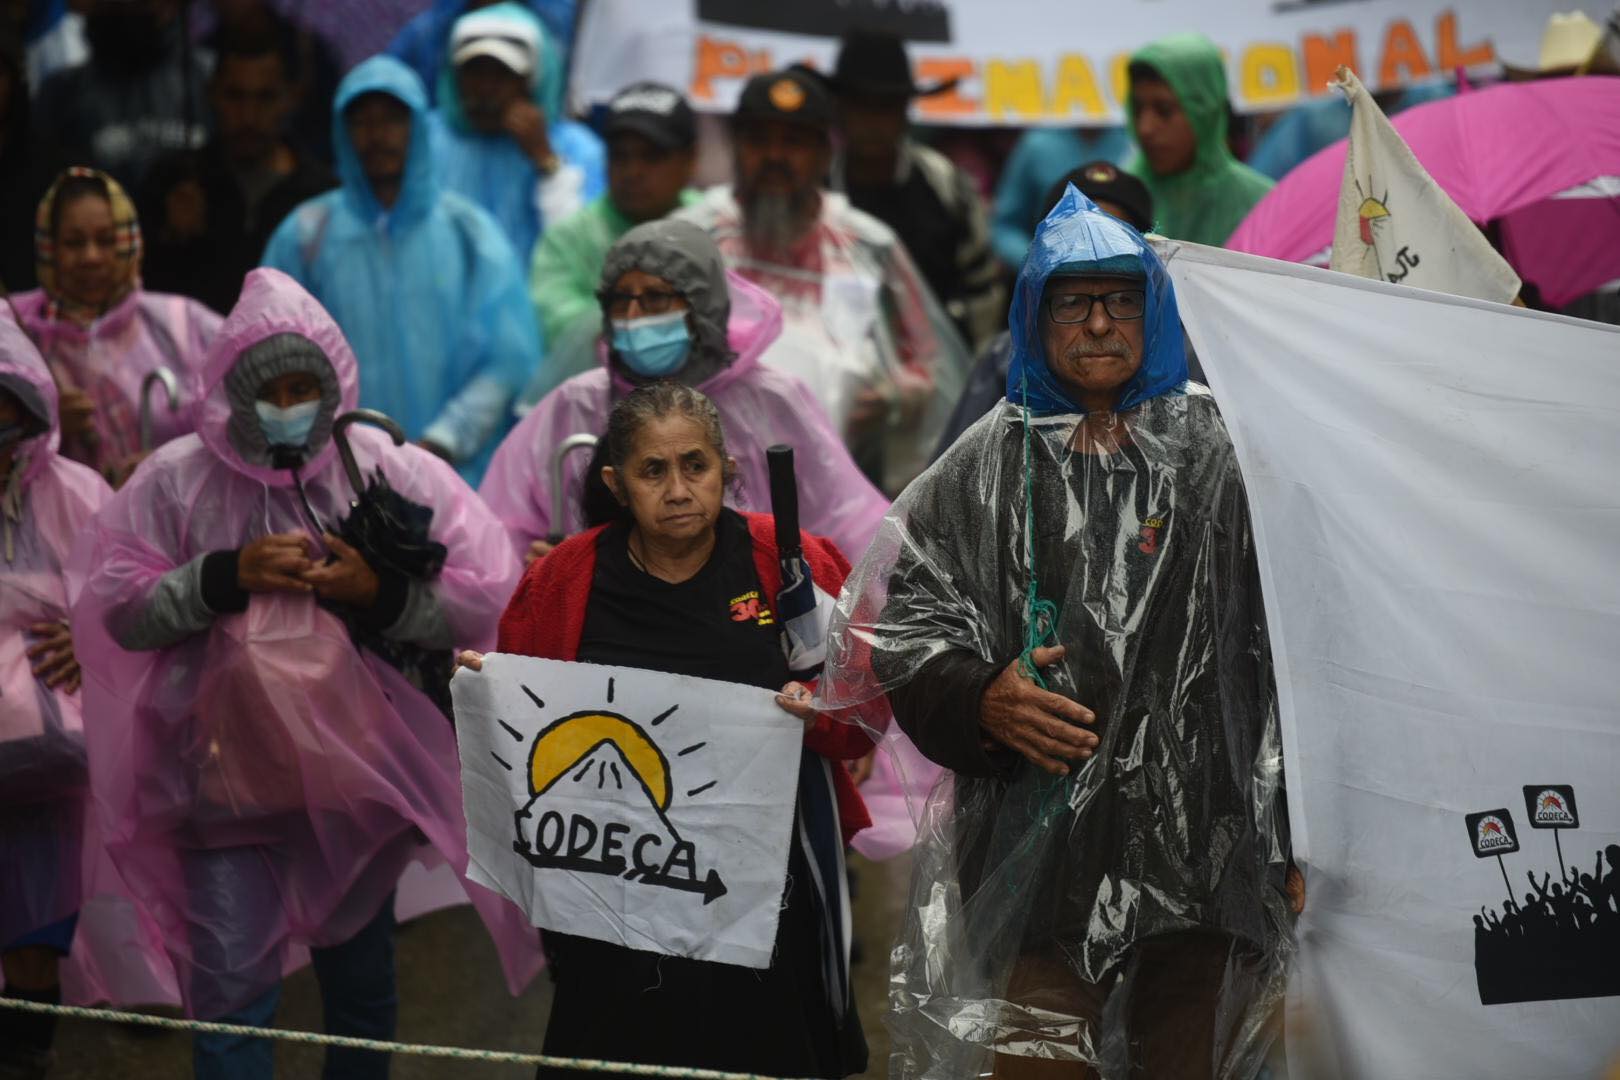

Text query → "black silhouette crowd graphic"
[1473,844,1620,1005]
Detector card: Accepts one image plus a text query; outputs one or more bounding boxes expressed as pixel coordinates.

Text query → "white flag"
[453,655,804,968]
[1164,239,1620,1079]
[1329,67,1521,303]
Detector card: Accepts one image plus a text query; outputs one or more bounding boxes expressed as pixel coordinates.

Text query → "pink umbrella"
[1228,76,1620,307]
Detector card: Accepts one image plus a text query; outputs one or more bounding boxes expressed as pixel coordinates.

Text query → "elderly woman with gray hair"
[481,218,888,564]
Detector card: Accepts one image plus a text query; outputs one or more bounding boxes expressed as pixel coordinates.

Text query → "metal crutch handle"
[548,433,599,544]
[138,367,181,452]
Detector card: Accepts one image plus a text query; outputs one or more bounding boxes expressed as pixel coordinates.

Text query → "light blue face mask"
[611,310,691,378]
[255,399,321,449]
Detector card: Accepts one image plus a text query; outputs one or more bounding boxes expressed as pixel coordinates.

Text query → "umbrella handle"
[766,444,800,558]
[548,433,599,543]
[332,409,405,497]
[139,367,181,452]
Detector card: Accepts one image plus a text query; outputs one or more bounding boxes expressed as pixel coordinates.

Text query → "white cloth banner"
[1329,68,1520,302]
[1163,240,1620,1078]
[571,0,1605,124]
[453,655,804,968]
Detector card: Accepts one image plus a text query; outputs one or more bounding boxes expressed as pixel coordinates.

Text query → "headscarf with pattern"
[33,166,143,325]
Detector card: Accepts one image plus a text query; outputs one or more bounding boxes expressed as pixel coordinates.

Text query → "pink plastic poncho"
[11,288,218,475]
[480,271,890,561]
[69,268,539,1017]
[0,311,113,948]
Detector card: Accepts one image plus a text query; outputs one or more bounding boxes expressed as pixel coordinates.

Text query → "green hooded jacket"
[1127,34,1274,246]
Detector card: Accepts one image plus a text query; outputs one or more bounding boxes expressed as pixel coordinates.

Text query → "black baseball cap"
[733,67,833,130]
[604,82,696,150]
[1039,161,1154,234]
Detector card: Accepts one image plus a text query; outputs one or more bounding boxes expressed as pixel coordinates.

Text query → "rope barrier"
[0,996,809,1078]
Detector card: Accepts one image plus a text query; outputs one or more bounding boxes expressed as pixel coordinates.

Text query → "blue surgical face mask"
[255,399,321,450]
[611,310,691,378]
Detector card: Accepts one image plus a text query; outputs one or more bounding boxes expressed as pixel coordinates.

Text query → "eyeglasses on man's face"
[1045,288,1147,324]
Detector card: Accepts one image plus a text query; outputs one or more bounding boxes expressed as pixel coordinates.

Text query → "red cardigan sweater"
[496,512,874,844]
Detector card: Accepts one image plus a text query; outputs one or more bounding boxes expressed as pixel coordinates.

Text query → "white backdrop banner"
[454,654,804,968]
[1163,240,1620,1078]
[570,0,1606,125]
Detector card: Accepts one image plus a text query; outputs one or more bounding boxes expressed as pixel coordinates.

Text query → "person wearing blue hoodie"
[386,0,575,107]
[427,2,604,265]
[262,55,541,483]
[818,188,1303,1078]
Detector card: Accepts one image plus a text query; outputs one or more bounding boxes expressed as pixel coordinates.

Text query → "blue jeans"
[193,892,398,1080]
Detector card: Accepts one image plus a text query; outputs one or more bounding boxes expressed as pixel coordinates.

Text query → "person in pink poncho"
[0,308,113,1079]
[11,166,220,485]
[70,268,537,1080]
[482,217,889,565]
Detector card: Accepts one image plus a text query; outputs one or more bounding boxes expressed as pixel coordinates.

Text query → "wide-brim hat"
[829,29,958,99]
[1502,10,1604,80]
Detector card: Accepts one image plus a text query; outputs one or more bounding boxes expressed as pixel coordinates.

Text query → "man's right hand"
[525,538,556,564]
[237,533,316,594]
[979,644,1098,776]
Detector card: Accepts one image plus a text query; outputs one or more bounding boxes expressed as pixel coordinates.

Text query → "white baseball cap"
[450,8,542,86]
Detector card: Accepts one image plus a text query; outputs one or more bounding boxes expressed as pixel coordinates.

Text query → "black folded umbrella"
[326,410,453,714]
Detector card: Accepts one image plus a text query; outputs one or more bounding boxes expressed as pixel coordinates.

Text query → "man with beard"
[676,67,969,494]
[32,0,209,189]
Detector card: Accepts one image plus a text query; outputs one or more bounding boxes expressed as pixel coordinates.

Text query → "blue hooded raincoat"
[427,2,605,264]
[262,56,542,483]
[1005,184,1187,416]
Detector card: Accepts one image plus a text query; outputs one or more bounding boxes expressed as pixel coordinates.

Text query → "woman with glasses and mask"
[11,167,220,485]
[482,218,888,565]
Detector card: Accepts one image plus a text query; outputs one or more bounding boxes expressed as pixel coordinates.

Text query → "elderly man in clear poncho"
[819,188,1301,1079]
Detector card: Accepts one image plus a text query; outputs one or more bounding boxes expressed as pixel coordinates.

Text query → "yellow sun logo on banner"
[528,710,673,809]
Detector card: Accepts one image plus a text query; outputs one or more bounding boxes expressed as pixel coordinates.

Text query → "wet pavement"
[48,852,911,1079]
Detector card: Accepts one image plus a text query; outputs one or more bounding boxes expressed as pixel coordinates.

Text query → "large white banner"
[453,655,804,968]
[571,0,1606,125]
[1163,241,1620,1077]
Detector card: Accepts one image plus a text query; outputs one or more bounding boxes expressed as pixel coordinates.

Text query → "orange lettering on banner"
[690,35,770,102]
[1377,19,1434,87]
[985,60,1045,120]
[1240,42,1301,104]
[1049,54,1107,119]
[1304,30,1360,94]
[914,57,978,118]
[1436,10,1494,70]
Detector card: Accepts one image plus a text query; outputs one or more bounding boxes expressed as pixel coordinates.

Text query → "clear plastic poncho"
[69,268,539,1016]
[674,186,972,495]
[818,189,1293,1078]
[0,309,113,947]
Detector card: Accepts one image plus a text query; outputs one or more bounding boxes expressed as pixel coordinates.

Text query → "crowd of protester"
[1,2,1616,1078]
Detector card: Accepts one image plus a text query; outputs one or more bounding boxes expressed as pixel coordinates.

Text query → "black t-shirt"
[579,508,789,692]
[549,508,865,1078]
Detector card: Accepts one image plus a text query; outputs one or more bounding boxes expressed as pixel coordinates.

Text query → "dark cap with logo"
[1039,161,1154,234]
[733,67,833,131]
[605,81,696,150]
